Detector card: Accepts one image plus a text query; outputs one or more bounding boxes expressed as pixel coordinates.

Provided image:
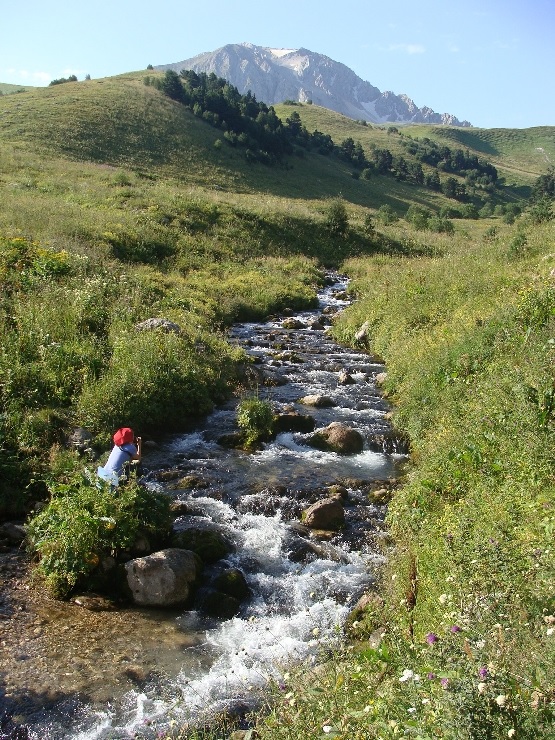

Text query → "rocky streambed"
[0,274,408,739]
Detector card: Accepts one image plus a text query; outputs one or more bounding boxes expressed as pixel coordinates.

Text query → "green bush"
[77,329,240,433]
[26,472,171,597]
[236,397,274,446]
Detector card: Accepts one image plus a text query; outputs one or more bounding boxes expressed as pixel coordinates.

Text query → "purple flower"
[450,625,462,633]
[440,678,449,689]
[427,672,437,680]
[478,667,488,679]
[426,632,439,644]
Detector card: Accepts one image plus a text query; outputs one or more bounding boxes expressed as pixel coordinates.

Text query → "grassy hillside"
[0,82,31,95]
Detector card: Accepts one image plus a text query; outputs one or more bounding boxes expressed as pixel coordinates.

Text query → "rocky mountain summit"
[156,42,471,127]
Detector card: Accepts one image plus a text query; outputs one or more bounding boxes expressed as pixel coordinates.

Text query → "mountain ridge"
[155,42,472,128]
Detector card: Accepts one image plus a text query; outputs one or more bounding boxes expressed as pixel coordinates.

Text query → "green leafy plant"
[26,471,171,597]
[236,396,274,446]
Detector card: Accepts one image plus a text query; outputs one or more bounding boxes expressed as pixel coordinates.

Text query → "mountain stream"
[1,274,407,739]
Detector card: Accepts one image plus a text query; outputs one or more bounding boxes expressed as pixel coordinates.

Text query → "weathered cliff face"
[156,42,471,127]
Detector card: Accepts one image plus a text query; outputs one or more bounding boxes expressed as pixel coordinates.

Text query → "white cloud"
[388,43,425,55]
[4,68,51,84]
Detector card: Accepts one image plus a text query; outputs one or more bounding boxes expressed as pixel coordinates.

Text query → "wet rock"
[171,521,235,563]
[0,523,26,545]
[308,320,325,330]
[307,422,364,455]
[338,369,356,385]
[272,412,316,434]
[282,318,305,330]
[125,548,202,607]
[273,350,303,363]
[301,497,345,531]
[155,469,186,482]
[368,430,410,454]
[298,394,336,408]
[72,594,118,612]
[166,475,209,490]
[325,485,349,501]
[369,488,394,505]
[211,568,250,600]
[198,590,241,620]
[169,500,190,517]
[262,371,289,387]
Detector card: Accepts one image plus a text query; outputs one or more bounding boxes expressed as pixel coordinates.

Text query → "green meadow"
[0,70,554,737]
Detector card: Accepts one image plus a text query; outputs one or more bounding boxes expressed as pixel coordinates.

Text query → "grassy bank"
[251,217,555,737]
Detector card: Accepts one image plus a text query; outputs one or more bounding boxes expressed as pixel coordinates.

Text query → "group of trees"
[146,70,331,164]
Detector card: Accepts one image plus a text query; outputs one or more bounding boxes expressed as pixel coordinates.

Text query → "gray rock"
[302,498,345,531]
[125,548,202,607]
[0,522,26,545]
[299,394,336,408]
[135,318,181,334]
[338,369,356,385]
[308,422,364,455]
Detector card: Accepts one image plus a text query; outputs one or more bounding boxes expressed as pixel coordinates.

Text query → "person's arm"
[132,437,142,462]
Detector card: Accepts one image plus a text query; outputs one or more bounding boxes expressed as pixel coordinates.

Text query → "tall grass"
[251,217,555,737]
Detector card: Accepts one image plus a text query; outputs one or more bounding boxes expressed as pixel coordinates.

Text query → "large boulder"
[307,422,364,455]
[124,548,202,607]
[301,497,345,531]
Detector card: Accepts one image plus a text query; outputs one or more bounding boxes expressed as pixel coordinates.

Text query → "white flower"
[422,698,430,704]
[312,627,320,637]
[475,639,486,649]
[477,682,487,694]
[495,694,507,707]
[399,669,414,682]
[547,627,554,636]
[439,594,448,604]
[507,730,516,738]
[323,726,333,734]
[407,707,416,713]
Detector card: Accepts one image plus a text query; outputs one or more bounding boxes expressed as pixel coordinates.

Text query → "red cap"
[113,427,134,446]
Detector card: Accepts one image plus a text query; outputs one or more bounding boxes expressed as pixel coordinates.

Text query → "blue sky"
[2,0,553,129]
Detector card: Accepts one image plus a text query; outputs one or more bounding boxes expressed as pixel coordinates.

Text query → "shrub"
[236,397,274,446]
[26,472,171,597]
[324,198,349,237]
[376,204,399,224]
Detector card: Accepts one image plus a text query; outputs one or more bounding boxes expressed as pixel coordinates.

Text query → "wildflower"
[547,627,554,636]
[399,669,414,682]
[438,594,448,604]
[478,667,488,679]
[475,639,486,649]
[312,627,320,637]
[426,632,439,644]
[495,694,507,707]
[440,678,449,689]
[427,672,436,680]
[407,707,416,714]
[478,682,487,694]
[322,726,333,734]
[507,730,515,738]
[450,625,462,633]
[421,698,430,704]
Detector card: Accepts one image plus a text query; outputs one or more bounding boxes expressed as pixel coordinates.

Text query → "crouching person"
[97,427,142,489]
